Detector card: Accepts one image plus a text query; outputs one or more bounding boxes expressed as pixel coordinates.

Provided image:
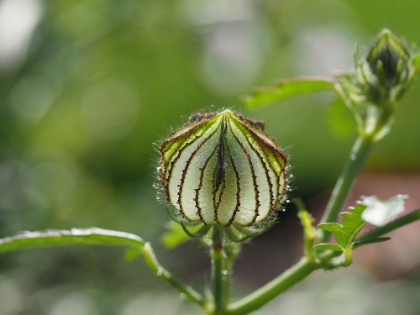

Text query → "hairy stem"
[211,227,227,315]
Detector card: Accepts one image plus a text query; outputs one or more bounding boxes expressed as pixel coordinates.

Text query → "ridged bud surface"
[159,109,288,227]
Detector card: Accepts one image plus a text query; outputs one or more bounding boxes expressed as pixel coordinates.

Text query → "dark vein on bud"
[214,119,227,193]
[228,122,261,225]
[177,128,220,220]
[196,146,218,223]
[226,137,241,226]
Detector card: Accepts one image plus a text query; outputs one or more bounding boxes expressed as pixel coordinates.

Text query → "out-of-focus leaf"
[0,228,145,254]
[242,77,335,108]
[361,195,408,226]
[327,97,355,139]
[413,52,420,70]
[124,247,142,261]
[161,221,191,249]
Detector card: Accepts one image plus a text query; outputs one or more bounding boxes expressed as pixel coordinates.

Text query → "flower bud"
[367,28,410,86]
[352,28,416,104]
[158,109,288,231]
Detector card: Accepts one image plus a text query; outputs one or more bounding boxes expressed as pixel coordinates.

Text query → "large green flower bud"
[158,109,288,238]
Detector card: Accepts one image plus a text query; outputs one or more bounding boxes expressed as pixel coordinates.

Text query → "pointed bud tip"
[366,28,411,85]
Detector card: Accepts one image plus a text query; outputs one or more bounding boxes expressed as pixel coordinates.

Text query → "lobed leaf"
[318,203,367,249]
[242,77,336,108]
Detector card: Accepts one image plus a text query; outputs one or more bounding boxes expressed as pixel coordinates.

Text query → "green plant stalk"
[222,243,240,312]
[211,227,227,315]
[319,134,374,242]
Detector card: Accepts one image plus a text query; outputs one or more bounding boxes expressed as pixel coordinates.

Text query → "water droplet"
[180,293,186,300]
[156,268,163,276]
[286,199,290,203]
[222,270,228,276]
[350,154,356,161]
[289,174,294,178]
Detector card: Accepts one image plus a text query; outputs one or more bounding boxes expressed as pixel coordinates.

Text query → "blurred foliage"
[0,0,420,314]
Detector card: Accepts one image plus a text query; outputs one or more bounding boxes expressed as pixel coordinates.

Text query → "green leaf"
[242,77,335,108]
[124,247,142,261]
[0,228,145,254]
[361,195,408,226]
[317,222,343,233]
[160,221,192,249]
[338,203,368,248]
[314,243,343,252]
[318,203,368,265]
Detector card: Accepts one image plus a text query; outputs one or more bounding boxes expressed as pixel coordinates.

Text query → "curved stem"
[319,134,374,242]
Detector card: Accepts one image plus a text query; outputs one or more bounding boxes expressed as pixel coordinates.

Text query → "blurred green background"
[1,0,420,314]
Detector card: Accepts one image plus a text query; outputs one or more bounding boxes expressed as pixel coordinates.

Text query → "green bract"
[158,109,288,241]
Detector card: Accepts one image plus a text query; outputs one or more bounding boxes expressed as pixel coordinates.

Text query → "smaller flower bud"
[367,28,410,86]
[158,109,288,241]
[352,28,416,105]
